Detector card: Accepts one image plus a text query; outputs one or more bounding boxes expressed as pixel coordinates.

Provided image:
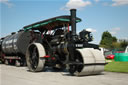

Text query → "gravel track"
[0,64,128,85]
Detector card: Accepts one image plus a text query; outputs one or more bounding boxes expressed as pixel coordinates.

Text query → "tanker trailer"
[1,30,41,66]
[0,38,5,63]
[24,9,106,76]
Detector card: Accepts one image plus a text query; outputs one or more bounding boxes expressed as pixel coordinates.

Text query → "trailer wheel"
[26,43,46,72]
[15,60,21,67]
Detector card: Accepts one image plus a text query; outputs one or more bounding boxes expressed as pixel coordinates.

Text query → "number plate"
[76,44,83,47]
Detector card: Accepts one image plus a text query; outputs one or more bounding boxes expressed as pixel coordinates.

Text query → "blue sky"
[0,0,128,44]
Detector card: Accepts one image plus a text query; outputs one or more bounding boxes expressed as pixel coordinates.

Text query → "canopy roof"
[23,15,81,31]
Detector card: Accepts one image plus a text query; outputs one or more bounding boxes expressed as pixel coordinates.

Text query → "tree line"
[100,31,128,50]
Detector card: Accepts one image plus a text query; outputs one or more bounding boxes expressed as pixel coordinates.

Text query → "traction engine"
[24,9,106,76]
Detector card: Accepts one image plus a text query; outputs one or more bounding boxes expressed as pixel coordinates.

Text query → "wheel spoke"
[29,46,39,69]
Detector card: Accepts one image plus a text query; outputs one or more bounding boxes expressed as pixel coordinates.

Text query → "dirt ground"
[0,64,128,85]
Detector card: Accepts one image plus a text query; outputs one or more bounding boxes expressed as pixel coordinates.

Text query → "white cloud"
[0,0,13,8]
[86,28,97,32]
[94,0,100,2]
[0,32,10,38]
[62,0,92,10]
[91,40,99,44]
[110,31,117,35]
[112,0,128,6]
[120,37,128,40]
[102,2,109,6]
[110,27,120,35]
[113,27,120,31]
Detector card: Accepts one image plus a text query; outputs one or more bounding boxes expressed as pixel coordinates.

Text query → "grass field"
[105,60,128,73]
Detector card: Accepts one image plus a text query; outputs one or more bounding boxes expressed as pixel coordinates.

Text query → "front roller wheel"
[26,43,46,72]
[69,48,106,76]
[69,50,84,75]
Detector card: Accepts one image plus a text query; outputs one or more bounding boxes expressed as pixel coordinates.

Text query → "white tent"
[125,46,128,53]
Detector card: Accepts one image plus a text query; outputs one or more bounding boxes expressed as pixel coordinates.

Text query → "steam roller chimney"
[70,9,76,41]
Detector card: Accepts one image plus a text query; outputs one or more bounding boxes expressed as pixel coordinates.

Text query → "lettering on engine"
[76,44,83,47]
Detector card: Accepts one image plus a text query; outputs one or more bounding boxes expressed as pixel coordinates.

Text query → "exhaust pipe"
[70,9,76,41]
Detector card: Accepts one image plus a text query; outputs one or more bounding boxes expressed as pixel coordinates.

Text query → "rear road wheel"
[26,43,46,72]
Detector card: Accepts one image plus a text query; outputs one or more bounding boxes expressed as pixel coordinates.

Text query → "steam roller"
[24,9,106,76]
[26,43,105,76]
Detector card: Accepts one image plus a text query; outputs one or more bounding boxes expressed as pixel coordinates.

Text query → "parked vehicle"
[106,54,115,59]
